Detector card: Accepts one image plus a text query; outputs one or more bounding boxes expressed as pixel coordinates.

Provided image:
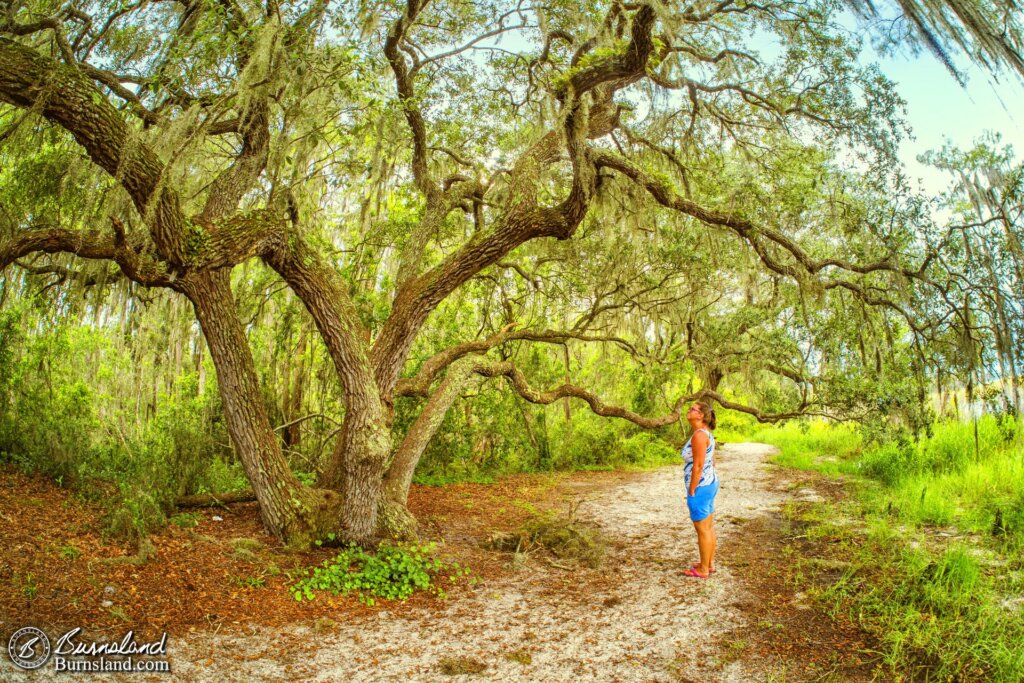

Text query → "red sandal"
[691,563,716,574]
[683,567,709,579]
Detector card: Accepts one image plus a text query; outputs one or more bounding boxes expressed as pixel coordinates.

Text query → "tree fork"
[263,238,392,542]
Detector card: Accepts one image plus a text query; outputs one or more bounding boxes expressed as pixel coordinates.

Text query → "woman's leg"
[708,513,716,571]
[692,517,714,576]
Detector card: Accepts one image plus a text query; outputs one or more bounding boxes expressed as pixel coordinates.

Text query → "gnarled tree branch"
[0,37,187,264]
[395,325,637,398]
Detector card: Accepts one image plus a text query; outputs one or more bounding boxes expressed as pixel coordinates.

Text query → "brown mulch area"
[715,468,882,681]
[0,464,635,643]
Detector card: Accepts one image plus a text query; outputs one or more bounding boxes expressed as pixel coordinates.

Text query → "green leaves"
[291,542,470,604]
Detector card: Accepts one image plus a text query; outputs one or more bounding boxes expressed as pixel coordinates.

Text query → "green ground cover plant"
[292,542,471,606]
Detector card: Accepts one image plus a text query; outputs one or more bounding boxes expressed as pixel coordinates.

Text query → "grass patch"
[59,543,81,560]
[505,648,533,665]
[815,539,1024,680]
[231,574,267,589]
[761,416,1024,681]
[750,421,862,475]
[437,656,487,675]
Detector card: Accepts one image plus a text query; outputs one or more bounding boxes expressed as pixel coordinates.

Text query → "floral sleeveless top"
[681,427,716,488]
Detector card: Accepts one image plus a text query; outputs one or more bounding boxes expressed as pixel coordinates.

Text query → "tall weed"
[750,420,862,475]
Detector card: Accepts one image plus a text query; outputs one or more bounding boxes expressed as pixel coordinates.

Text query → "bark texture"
[184,270,341,547]
[264,238,392,542]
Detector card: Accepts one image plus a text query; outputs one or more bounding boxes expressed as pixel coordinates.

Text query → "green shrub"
[198,456,249,494]
[0,312,243,538]
[548,418,620,470]
[613,431,678,466]
[860,439,916,485]
[170,511,201,528]
[102,481,167,540]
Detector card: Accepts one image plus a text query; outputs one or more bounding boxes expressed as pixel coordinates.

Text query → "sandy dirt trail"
[170,442,784,682]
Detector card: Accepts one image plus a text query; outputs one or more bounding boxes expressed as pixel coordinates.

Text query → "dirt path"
[161,442,784,682]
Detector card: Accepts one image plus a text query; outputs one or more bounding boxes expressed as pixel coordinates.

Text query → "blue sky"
[871,47,1024,196]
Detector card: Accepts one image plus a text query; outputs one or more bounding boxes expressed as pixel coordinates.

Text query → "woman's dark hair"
[696,402,717,430]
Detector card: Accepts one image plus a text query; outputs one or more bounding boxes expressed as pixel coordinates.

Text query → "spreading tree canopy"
[1,0,1021,546]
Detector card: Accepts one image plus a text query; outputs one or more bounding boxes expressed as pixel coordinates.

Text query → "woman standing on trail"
[681,402,718,579]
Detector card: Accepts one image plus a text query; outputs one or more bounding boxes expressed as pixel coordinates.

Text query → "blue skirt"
[686,479,719,522]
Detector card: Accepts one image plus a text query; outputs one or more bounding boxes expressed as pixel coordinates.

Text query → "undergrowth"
[291,542,471,606]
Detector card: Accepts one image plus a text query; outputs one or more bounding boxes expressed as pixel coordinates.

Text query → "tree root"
[376,497,419,542]
[175,489,257,508]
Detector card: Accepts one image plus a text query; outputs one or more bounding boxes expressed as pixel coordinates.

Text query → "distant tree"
[921,136,1024,414]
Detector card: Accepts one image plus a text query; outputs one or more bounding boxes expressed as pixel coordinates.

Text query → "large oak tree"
[1,0,1019,546]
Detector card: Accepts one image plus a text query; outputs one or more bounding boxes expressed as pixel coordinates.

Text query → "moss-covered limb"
[0,37,187,265]
[0,225,177,289]
[383,0,434,197]
[198,18,279,224]
[552,5,656,102]
[375,496,419,542]
[591,148,935,277]
[187,210,289,268]
[460,358,686,428]
[366,9,656,401]
[393,196,453,292]
[394,326,635,398]
[184,268,335,548]
[384,358,481,508]
[263,230,375,389]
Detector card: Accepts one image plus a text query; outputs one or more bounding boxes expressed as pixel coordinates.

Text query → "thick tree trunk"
[385,360,479,505]
[379,359,480,538]
[185,269,340,547]
[323,418,393,541]
[264,241,391,542]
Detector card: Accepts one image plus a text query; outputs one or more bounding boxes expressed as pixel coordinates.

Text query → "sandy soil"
[4,442,785,682]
